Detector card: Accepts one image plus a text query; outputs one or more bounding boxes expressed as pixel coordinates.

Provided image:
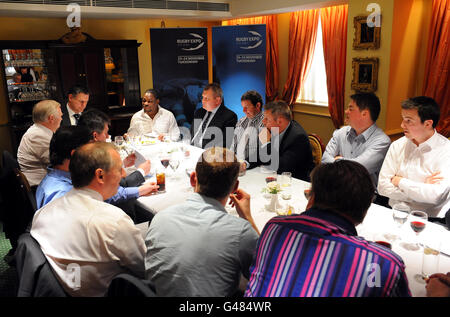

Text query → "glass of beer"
[156,170,166,193]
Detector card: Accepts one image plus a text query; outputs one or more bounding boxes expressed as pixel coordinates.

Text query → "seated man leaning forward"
[31,142,146,297]
[145,147,260,297]
[126,89,180,141]
[35,126,158,210]
[378,96,450,217]
[245,160,411,297]
[17,99,63,186]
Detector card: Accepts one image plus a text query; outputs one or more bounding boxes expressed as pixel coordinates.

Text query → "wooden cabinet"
[0,39,142,154]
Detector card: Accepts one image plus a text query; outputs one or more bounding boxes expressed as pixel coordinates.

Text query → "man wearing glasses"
[127,89,180,141]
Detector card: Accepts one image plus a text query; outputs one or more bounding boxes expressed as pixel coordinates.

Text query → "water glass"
[114,136,124,147]
[422,244,440,280]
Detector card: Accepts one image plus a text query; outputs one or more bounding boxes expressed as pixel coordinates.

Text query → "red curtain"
[223,16,279,101]
[321,5,348,129]
[423,0,450,137]
[281,9,319,106]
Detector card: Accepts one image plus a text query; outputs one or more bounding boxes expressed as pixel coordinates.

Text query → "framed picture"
[351,57,379,92]
[353,15,381,50]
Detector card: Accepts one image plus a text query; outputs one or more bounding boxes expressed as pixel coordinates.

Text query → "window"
[297,16,328,106]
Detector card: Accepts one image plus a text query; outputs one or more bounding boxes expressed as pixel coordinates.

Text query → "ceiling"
[0,0,346,21]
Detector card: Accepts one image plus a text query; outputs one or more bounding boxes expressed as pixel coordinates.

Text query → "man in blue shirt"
[245,160,411,297]
[36,126,158,220]
[322,93,391,186]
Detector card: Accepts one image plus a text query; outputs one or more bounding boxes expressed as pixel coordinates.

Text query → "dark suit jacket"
[60,103,74,127]
[249,120,314,181]
[120,170,145,187]
[190,105,237,149]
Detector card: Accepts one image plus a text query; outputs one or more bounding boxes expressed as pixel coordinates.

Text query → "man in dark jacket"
[190,83,237,149]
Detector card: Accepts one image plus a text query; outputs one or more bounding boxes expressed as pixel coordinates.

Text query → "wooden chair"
[308,134,325,167]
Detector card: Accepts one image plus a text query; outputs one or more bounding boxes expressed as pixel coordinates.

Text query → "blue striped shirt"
[245,208,411,297]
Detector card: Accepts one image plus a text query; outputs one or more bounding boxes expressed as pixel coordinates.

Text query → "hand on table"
[426,273,450,297]
[158,134,165,141]
[138,182,159,196]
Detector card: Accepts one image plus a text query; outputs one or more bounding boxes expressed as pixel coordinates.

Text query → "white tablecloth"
[134,140,450,297]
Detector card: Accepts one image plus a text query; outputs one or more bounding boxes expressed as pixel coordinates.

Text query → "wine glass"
[169,156,180,178]
[387,203,410,242]
[185,168,194,192]
[409,210,428,250]
[114,136,124,147]
[160,155,170,171]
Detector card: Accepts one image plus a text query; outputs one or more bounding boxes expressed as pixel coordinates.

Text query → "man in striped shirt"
[230,90,265,167]
[245,160,411,297]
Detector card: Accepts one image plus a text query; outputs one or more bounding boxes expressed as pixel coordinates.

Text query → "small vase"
[266,193,281,212]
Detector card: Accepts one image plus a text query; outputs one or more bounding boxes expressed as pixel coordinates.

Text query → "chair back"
[0,151,36,249]
[107,273,157,297]
[308,134,325,167]
[15,233,68,297]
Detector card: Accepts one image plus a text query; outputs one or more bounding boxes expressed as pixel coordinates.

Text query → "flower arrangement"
[262,181,282,194]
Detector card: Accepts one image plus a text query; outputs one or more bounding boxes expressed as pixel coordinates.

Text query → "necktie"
[73,113,80,125]
[191,111,212,146]
[201,111,212,133]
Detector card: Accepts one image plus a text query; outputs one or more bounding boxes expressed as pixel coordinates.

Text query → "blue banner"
[150,28,208,128]
[212,25,266,119]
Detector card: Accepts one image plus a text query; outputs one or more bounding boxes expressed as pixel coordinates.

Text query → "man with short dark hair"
[127,89,180,141]
[378,96,450,217]
[145,147,259,296]
[322,93,391,187]
[61,85,89,126]
[245,160,411,297]
[78,109,151,187]
[31,142,146,296]
[190,83,237,149]
[249,100,314,181]
[231,90,265,163]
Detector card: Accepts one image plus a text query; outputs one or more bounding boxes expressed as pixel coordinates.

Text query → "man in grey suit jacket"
[60,86,89,127]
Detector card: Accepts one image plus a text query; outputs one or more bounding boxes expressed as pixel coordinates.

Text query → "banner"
[212,25,266,119]
[150,28,209,129]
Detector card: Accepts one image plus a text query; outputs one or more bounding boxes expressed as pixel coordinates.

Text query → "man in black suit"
[247,100,314,181]
[190,83,237,149]
[60,85,89,127]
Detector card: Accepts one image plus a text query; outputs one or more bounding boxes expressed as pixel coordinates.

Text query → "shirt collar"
[47,167,71,179]
[303,208,357,236]
[278,121,291,141]
[348,123,377,141]
[187,192,227,213]
[73,187,104,201]
[416,129,439,150]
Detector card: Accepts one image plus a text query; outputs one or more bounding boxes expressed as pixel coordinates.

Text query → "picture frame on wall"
[353,15,381,50]
[351,57,379,92]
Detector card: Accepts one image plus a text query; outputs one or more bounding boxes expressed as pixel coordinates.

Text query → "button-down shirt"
[245,208,411,297]
[145,193,259,297]
[127,106,180,141]
[17,123,54,186]
[378,132,450,217]
[66,104,80,126]
[36,167,140,209]
[231,111,264,161]
[322,124,391,186]
[31,188,146,297]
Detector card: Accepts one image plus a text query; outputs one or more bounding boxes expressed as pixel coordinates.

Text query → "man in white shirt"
[30,142,146,296]
[127,89,180,141]
[17,99,63,186]
[378,96,450,217]
[60,86,89,127]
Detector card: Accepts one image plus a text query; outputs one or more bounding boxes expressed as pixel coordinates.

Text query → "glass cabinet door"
[2,48,58,124]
